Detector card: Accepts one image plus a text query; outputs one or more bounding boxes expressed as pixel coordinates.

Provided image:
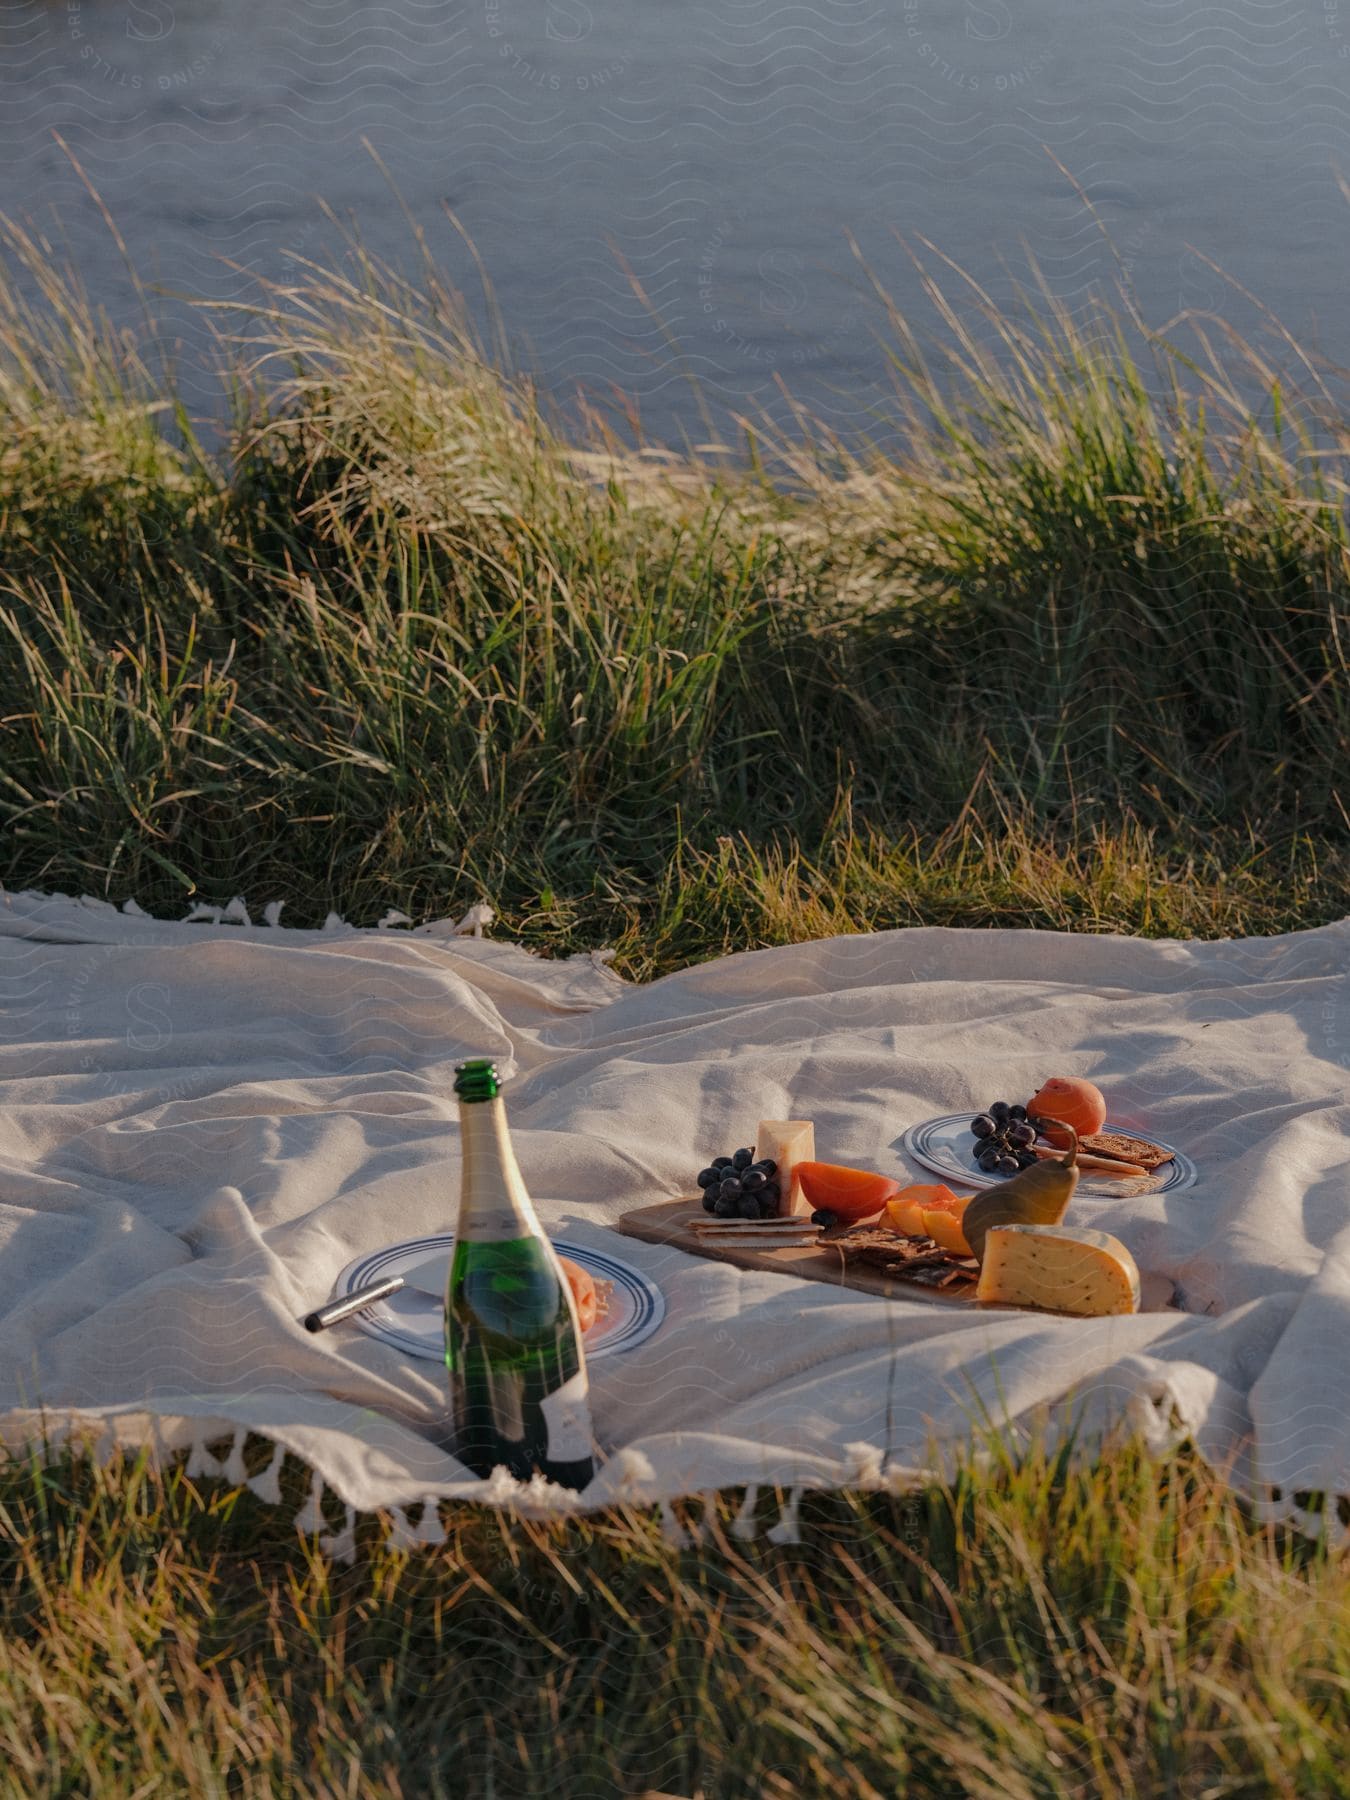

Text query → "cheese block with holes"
[975,1224,1141,1316]
[755,1119,815,1217]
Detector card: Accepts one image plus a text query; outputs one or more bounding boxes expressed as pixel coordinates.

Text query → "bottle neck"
[456,1095,542,1242]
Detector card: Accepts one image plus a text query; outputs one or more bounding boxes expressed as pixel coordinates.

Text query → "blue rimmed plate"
[331,1232,665,1363]
[900,1115,1197,1197]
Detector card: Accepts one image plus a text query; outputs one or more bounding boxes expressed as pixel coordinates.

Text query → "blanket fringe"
[294,1467,328,1538]
[658,1499,691,1548]
[248,1438,287,1507]
[731,1484,760,1541]
[320,1503,358,1566]
[170,895,494,939]
[185,1427,222,1482]
[29,1407,1350,1560]
[27,1414,821,1557]
[1285,1496,1350,1551]
[693,1490,716,1544]
[183,897,253,927]
[450,902,493,939]
[384,1504,419,1553]
[416,1496,447,1547]
[766,1486,804,1547]
[220,1429,249,1489]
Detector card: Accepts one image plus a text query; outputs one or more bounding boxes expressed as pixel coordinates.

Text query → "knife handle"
[304,1275,405,1333]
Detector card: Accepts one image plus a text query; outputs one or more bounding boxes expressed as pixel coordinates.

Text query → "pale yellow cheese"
[975,1224,1141,1316]
[755,1119,815,1217]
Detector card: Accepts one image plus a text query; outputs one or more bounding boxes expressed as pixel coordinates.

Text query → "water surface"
[2,0,1348,444]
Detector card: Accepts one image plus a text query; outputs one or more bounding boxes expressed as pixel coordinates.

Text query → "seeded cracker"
[822,1226,979,1293]
[1079,1131,1174,1171]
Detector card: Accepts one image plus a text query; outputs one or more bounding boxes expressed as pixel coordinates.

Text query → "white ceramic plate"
[331,1232,666,1363]
[900,1114,1197,1197]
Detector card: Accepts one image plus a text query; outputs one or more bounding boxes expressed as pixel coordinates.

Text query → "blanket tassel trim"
[7,887,627,980]
[174,897,496,937]
[180,1427,1350,1555]
[12,1414,1349,1553]
[180,1425,820,1555]
[165,1420,816,1550]
[171,1426,816,1554]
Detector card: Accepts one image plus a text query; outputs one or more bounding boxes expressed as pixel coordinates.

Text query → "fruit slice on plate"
[796,1161,903,1224]
[559,1255,598,1333]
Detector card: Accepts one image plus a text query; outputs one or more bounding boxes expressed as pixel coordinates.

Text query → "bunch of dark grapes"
[969,1101,1038,1176]
[697,1148,781,1219]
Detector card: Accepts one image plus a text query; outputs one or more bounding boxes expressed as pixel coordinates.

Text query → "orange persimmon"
[1026,1076,1107,1145]
[796,1161,903,1223]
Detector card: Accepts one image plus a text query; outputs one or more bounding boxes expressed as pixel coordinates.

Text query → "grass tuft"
[0,218,1345,954]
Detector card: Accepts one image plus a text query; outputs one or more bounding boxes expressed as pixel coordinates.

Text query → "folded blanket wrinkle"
[0,887,1347,1544]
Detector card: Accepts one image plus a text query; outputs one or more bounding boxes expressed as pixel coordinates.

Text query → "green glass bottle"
[444,1058,595,1490]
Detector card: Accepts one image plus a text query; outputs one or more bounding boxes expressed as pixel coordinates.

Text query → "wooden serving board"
[619,1197,1178,1313]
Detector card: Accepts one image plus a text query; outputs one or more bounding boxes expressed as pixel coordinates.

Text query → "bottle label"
[456,1205,533,1243]
[539,1368,593,1466]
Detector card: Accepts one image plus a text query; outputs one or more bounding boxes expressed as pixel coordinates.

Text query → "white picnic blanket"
[1,888,1347,1546]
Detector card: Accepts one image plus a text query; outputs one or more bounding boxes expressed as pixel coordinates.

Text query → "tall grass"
[2,217,1349,1794]
[0,1435,1346,1798]
[0,221,1345,955]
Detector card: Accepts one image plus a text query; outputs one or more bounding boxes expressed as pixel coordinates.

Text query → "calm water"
[2,0,1349,445]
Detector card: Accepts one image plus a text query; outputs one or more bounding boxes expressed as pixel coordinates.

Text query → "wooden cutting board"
[619,1197,1178,1313]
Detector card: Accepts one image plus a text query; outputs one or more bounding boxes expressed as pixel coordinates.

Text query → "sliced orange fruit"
[886,1197,928,1235]
[559,1256,598,1333]
[921,1207,973,1257]
[795,1161,903,1223]
[884,1183,974,1252]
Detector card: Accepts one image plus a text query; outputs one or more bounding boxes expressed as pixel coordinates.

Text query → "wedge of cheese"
[975,1224,1140,1317]
[755,1119,815,1217]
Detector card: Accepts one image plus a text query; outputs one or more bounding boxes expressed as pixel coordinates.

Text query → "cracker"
[1080,1131,1173,1171]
